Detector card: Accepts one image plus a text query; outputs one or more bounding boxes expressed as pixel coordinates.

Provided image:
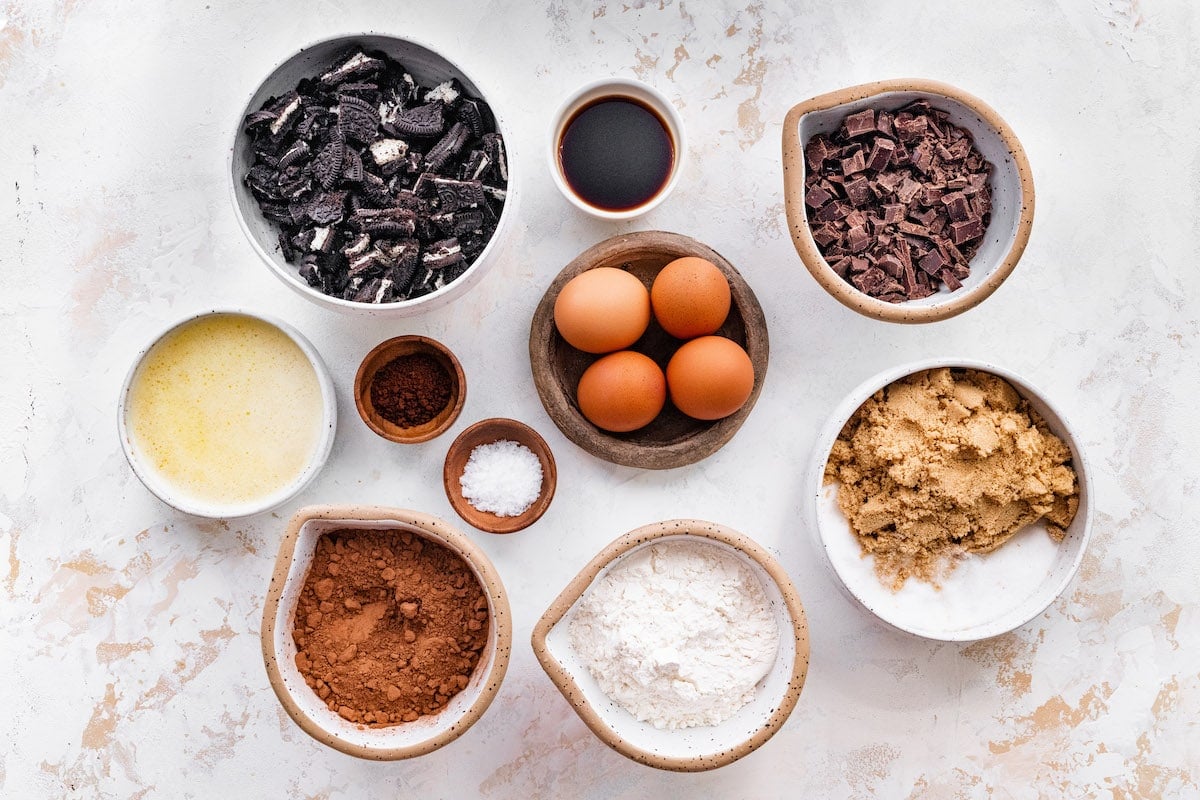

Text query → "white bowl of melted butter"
[119,310,336,518]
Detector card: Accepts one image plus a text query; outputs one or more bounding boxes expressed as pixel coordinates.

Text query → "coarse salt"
[459,440,543,517]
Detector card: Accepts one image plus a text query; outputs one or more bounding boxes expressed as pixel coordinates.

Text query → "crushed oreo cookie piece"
[804,100,993,303]
[392,101,445,137]
[243,47,507,303]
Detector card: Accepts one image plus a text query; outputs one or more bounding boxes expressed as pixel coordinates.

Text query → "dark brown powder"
[292,528,489,726]
[369,353,453,428]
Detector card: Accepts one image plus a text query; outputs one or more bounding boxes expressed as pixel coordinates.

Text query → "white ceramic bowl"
[229,33,517,316]
[117,309,336,519]
[532,520,809,771]
[262,505,513,760]
[782,79,1035,323]
[548,77,685,220]
[807,359,1092,641]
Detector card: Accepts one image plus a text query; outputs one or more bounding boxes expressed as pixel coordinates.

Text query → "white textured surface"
[2,1,1198,798]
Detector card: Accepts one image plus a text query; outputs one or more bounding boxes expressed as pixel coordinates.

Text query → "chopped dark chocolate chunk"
[805,184,834,209]
[803,99,993,302]
[843,109,876,138]
[840,148,867,175]
[918,249,946,276]
[843,176,872,207]
[242,47,508,303]
[806,136,834,170]
[950,217,985,245]
[866,138,895,172]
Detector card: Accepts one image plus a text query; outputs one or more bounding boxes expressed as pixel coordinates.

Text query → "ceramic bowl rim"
[116,308,337,519]
[530,519,810,772]
[807,357,1094,642]
[781,78,1035,324]
[260,504,513,759]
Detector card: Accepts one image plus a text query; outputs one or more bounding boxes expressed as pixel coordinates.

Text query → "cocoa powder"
[292,528,489,726]
[369,353,453,428]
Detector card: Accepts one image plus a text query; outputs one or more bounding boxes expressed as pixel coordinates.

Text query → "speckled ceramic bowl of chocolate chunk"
[807,359,1092,641]
[531,519,810,772]
[782,79,1034,323]
[230,33,516,316]
[261,505,512,760]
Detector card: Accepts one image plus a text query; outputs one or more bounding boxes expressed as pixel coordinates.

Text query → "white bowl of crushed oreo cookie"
[230,34,514,315]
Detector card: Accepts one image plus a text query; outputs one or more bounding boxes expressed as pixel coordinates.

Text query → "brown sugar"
[292,528,489,726]
[823,368,1079,590]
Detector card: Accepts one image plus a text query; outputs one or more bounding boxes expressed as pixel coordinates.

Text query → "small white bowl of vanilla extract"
[549,77,685,220]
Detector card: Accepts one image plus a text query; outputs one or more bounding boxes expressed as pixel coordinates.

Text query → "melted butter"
[126,314,323,506]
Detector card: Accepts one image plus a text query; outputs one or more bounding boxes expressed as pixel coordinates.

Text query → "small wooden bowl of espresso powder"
[292,527,490,727]
[355,335,465,443]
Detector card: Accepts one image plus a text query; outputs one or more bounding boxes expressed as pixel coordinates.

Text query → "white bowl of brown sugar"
[261,505,512,759]
[808,359,1092,641]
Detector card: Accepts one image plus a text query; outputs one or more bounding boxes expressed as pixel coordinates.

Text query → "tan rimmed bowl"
[782,79,1035,323]
[529,231,768,469]
[261,505,512,760]
[443,418,557,534]
[354,335,466,443]
[531,519,809,772]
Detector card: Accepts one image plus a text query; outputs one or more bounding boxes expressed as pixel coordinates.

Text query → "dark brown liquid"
[559,96,674,211]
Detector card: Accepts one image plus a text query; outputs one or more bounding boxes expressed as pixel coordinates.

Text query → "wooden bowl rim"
[442,417,558,534]
[354,335,466,443]
[528,231,769,470]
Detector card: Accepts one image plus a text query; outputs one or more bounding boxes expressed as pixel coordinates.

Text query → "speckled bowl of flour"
[808,358,1093,642]
[531,519,810,772]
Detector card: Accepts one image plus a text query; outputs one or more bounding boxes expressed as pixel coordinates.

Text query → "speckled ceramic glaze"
[531,519,809,772]
[782,79,1035,323]
[261,505,512,759]
[808,359,1093,641]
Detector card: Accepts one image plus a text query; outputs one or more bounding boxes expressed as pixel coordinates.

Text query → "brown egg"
[554,267,651,354]
[666,336,754,421]
[650,257,731,340]
[576,351,666,432]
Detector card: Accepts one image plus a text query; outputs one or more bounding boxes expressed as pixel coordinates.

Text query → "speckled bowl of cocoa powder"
[262,504,512,759]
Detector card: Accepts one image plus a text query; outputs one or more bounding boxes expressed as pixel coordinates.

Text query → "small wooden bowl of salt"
[443,418,557,534]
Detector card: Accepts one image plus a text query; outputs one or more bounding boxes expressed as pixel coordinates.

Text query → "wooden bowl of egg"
[529,231,768,469]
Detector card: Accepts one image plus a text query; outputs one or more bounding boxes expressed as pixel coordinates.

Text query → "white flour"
[568,540,779,730]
